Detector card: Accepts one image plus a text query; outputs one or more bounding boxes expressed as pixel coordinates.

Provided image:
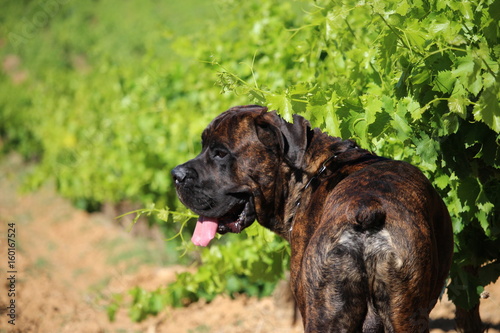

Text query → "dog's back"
[291,157,453,332]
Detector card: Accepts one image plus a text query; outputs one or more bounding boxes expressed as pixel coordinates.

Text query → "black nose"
[171,165,197,184]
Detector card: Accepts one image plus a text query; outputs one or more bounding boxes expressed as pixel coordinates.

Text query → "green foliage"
[165,223,289,303]
[108,218,289,322]
[1,0,499,323]
[0,0,232,209]
[180,0,500,312]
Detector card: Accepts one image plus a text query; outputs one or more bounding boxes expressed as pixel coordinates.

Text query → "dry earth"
[0,154,498,333]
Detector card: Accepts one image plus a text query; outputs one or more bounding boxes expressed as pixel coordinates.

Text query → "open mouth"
[191,197,255,247]
[217,200,252,234]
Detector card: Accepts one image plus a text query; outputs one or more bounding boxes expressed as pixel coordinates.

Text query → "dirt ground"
[0,154,499,333]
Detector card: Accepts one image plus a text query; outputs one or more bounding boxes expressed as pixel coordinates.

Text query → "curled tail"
[354,196,386,231]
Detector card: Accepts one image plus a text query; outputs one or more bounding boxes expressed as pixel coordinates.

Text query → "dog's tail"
[354,196,386,231]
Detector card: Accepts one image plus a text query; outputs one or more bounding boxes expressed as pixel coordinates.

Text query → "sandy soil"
[0,154,498,333]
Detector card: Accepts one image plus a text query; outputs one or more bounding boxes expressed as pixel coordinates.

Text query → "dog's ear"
[255,111,312,169]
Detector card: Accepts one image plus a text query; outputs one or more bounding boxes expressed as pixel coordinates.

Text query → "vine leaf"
[267,92,293,122]
[473,84,500,133]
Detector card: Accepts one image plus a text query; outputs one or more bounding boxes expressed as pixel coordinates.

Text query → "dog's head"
[171,105,311,246]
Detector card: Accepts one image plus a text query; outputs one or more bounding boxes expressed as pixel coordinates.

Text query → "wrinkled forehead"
[201,110,259,148]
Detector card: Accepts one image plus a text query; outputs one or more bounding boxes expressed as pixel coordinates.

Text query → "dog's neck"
[279,129,375,241]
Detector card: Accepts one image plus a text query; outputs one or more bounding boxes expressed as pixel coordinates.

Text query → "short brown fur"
[172,105,454,333]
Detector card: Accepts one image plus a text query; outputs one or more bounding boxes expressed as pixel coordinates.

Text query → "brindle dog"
[172,105,454,333]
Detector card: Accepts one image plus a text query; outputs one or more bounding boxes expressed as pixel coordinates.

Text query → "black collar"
[301,153,338,191]
[288,153,340,235]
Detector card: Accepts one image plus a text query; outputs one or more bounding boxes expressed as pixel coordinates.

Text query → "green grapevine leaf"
[434,173,450,190]
[267,93,294,122]
[448,82,468,119]
[433,70,456,93]
[473,84,500,133]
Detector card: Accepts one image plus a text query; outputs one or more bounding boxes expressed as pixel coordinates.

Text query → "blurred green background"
[1,0,235,210]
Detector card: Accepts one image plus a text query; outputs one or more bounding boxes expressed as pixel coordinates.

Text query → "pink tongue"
[191,216,219,247]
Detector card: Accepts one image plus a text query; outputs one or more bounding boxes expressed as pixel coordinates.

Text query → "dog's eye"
[213,148,228,160]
